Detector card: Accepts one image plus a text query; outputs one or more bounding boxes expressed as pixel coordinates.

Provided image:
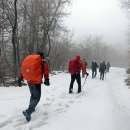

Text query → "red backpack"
[68,59,80,74]
[22,54,43,83]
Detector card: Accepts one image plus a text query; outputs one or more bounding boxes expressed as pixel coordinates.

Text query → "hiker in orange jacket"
[18,52,50,122]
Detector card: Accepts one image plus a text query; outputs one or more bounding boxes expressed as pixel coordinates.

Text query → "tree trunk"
[12,0,18,83]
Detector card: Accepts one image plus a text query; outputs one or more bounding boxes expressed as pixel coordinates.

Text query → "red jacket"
[20,60,49,84]
[69,55,86,75]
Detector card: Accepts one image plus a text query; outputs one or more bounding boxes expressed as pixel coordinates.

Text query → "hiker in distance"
[68,55,89,94]
[99,61,106,80]
[91,61,98,78]
[82,58,88,78]
[18,52,50,122]
[106,62,111,73]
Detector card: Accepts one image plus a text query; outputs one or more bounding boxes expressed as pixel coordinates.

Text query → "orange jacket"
[20,60,49,84]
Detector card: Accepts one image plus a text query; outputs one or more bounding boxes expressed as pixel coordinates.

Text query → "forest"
[0,0,129,86]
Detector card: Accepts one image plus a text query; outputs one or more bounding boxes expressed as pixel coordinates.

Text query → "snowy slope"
[0,67,130,130]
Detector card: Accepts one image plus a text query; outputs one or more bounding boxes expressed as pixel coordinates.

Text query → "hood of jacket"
[75,55,80,61]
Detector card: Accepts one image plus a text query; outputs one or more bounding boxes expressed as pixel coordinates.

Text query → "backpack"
[69,59,80,74]
[22,54,43,83]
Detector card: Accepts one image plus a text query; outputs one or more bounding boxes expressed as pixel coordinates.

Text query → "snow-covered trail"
[0,68,130,130]
[40,68,130,130]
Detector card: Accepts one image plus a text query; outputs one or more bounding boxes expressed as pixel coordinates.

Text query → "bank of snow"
[0,67,130,130]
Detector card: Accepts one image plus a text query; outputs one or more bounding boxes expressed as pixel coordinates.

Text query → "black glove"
[86,72,89,76]
[18,78,22,87]
[44,78,50,86]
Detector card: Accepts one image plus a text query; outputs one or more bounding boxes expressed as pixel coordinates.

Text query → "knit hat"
[36,51,44,59]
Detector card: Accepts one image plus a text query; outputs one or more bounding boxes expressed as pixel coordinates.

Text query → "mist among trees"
[0,0,129,86]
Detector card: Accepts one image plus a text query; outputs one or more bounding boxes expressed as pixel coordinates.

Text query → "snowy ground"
[0,67,130,130]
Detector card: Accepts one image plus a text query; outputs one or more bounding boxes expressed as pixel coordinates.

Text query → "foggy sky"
[64,0,129,46]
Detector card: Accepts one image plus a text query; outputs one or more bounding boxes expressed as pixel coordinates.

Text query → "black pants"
[100,71,105,80]
[92,69,97,78]
[69,73,81,93]
[106,68,110,73]
[26,84,41,115]
[82,71,85,78]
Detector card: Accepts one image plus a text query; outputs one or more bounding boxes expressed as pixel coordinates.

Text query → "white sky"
[64,0,130,45]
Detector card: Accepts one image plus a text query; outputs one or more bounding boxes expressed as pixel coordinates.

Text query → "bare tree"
[12,0,18,81]
[0,0,73,86]
[0,0,11,85]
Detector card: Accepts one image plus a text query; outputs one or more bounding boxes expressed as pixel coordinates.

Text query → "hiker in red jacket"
[18,52,50,122]
[68,55,89,94]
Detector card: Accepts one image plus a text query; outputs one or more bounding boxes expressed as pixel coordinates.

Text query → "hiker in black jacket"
[91,61,98,78]
[99,61,106,80]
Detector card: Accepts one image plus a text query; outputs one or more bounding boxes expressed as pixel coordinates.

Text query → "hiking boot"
[22,110,31,122]
[77,90,81,93]
[69,91,73,94]
[69,88,73,94]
